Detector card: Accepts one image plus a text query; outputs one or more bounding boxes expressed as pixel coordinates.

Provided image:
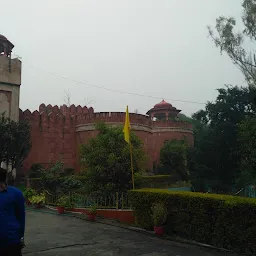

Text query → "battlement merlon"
[39,103,93,115]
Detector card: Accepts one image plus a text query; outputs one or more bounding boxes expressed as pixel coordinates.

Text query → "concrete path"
[23,211,241,256]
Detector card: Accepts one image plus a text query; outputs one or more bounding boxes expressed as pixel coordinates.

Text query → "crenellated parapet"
[20,103,94,130]
[19,108,77,129]
[38,103,94,116]
[19,104,193,131]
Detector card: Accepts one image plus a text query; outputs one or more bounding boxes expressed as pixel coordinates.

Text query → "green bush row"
[137,175,190,189]
[29,175,172,181]
[128,189,256,255]
[29,175,174,183]
[28,175,87,181]
[141,175,172,180]
[71,176,88,181]
[28,175,189,190]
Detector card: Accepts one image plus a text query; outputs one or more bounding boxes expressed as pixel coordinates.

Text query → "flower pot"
[57,206,65,214]
[26,200,31,206]
[154,226,164,236]
[87,213,96,221]
[35,203,42,209]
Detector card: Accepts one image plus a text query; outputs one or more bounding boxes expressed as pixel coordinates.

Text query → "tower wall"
[76,118,193,170]
[0,56,21,121]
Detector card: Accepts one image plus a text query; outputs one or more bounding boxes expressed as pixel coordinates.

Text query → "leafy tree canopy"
[208,0,256,93]
[191,86,255,190]
[237,117,256,186]
[205,0,256,191]
[0,114,31,178]
[80,122,147,194]
[159,139,189,181]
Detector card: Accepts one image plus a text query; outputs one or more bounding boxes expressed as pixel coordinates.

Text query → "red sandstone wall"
[20,103,94,172]
[20,104,193,173]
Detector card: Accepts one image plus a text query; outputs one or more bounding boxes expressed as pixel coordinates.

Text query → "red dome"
[154,100,172,108]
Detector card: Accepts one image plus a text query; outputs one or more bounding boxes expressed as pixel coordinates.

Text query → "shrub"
[29,175,83,194]
[137,175,191,189]
[128,189,256,255]
[23,188,36,200]
[28,163,44,178]
[72,176,88,181]
[63,168,75,176]
[151,202,167,226]
[30,193,46,204]
[57,195,73,208]
[87,205,97,215]
[60,177,82,193]
[138,175,173,188]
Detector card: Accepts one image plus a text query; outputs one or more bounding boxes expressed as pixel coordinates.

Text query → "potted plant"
[87,205,97,221]
[30,193,46,209]
[23,188,36,206]
[151,202,167,236]
[56,195,71,214]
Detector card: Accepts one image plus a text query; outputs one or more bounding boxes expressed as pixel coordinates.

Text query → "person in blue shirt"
[0,167,25,256]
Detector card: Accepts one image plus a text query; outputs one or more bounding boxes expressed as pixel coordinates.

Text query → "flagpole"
[123,105,135,190]
[129,141,135,190]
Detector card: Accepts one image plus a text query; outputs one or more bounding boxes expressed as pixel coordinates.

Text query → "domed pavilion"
[146,100,181,121]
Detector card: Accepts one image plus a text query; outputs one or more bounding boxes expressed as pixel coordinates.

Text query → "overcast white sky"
[1,0,245,116]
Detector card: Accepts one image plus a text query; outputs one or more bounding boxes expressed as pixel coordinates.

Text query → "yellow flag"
[123,106,131,144]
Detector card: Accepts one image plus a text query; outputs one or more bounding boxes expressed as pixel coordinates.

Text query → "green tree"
[206,0,256,191]
[159,139,189,181]
[167,113,215,190]
[0,115,32,180]
[192,86,255,190]
[208,0,256,89]
[177,113,194,123]
[5,120,32,170]
[80,123,147,194]
[237,117,256,186]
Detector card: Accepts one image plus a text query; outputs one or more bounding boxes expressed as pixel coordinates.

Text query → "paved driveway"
[23,211,240,256]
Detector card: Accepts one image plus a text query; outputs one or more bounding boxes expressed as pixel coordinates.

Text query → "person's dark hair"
[0,167,7,183]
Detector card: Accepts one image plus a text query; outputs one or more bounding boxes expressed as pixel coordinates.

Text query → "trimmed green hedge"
[70,175,88,181]
[141,175,172,179]
[138,175,187,189]
[128,189,256,255]
[28,175,88,181]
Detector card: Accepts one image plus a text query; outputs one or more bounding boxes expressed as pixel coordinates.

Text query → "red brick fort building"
[0,34,193,173]
[20,101,193,172]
